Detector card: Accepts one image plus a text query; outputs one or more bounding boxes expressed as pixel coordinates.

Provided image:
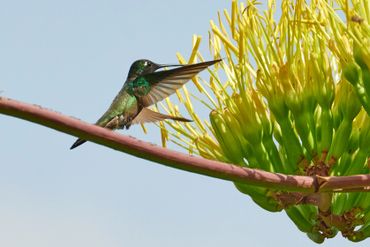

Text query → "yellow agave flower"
[147,0,370,243]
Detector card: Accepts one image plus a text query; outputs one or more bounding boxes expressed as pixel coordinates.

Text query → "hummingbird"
[70,58,221,149]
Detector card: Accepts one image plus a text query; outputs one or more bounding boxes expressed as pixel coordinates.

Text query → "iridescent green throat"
[127,77,151,96]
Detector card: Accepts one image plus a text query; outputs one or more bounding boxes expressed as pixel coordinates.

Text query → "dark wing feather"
[140,59,221,107]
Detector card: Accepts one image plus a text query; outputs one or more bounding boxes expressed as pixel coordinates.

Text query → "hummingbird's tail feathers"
[140,59,222,107]
[167,116,193,122]
[70,138,87,150]
[131,108,192,125]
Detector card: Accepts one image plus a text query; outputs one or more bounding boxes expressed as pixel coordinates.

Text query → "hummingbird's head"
[127,59,161,80]
[127,59,183,80]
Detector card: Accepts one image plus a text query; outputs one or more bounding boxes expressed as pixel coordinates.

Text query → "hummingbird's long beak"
[157,63,185,69]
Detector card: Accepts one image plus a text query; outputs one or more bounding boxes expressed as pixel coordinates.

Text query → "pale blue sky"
[0,1,368,246]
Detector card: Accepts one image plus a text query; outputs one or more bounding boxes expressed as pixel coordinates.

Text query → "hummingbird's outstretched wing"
[130,108,192,125]
[140,59,221,107]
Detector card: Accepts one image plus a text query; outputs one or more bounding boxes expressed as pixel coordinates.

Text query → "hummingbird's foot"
[124,116,133,129]
[117,115,131,129]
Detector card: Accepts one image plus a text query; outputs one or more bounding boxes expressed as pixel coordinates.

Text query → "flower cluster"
[149,0,370,242]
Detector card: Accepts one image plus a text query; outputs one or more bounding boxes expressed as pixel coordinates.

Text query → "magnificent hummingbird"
[70,59,221,149]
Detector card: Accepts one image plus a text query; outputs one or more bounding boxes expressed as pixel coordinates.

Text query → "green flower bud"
[209,110,244,164]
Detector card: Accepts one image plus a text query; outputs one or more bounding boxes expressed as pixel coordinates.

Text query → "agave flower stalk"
[154,0,370,243]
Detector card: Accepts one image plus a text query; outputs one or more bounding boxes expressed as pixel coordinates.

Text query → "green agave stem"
[332,152,351,176]
[354,45,370,110]
[307,109,318,153]
[347,149,368,175]
[261,135,284,173]
[341,193,359,213]
[294,112,314,160]
[317,106,333,156]
[285,206,315,233]
[332,193,348,215]
[327,118,353,162]
[343,62,370,115]
[277,117,304,173]
[248,142,272,171]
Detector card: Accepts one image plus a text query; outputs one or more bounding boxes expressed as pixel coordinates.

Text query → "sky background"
[0,0,369,246]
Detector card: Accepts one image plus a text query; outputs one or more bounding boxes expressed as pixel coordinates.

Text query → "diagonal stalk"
[1,96,370,193]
